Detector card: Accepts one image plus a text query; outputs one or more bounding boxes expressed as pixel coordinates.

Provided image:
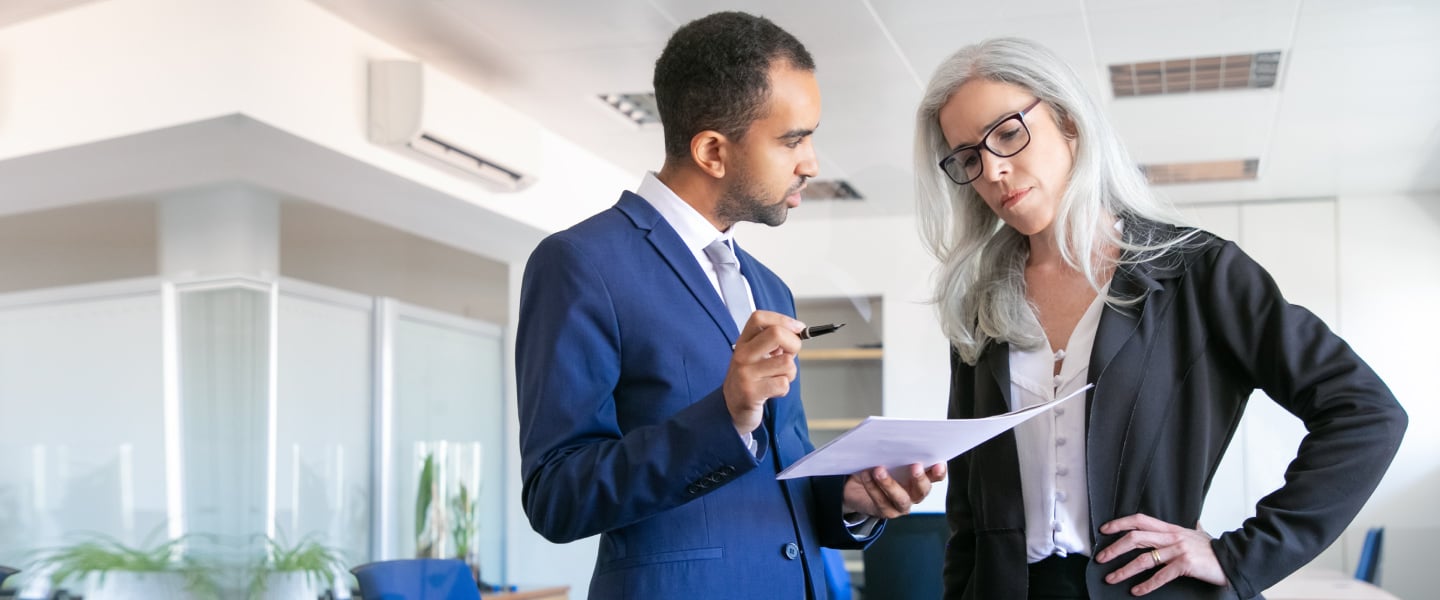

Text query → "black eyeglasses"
[938,97,1044,185]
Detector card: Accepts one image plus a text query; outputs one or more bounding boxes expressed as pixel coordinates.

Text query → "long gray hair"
[914,38,1194,365]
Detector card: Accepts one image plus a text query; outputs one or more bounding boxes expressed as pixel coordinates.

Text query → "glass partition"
[0,282,167,588]
[384,301,506,587]
[275,281,375,565]
[0,279,508,596]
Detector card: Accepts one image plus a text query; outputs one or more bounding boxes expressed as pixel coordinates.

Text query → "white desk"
[1263,568,1399,600]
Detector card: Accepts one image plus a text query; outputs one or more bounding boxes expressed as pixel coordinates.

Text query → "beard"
[715,173,803,228]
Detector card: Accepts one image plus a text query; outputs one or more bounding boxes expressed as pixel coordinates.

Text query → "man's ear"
[691,130,728,179]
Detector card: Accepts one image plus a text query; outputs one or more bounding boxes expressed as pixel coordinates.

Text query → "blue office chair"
[351,558,481,600]
[821,547,853,600]
[862,513,947,599]
[1354,527,1384,584]
[0,566,17,587]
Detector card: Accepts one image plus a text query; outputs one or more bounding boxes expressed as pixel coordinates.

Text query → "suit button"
[782,542,799,560]
[707,473,725,483]
[721,465,737,475]
[685,484,700,495]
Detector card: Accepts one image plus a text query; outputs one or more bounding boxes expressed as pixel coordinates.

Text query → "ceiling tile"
[434,0,676,53]
[1087,0,1301,65]
[1110,92,1279,164]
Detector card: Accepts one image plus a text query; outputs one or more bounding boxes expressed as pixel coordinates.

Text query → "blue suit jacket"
[517,192,872,599]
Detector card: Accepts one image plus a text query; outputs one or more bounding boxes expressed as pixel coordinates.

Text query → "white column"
[158,184,279,281]
[157,184,279,596]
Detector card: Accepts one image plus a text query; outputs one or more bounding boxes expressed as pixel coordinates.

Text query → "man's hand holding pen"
[722,311,946,518]
[723,310,805,436]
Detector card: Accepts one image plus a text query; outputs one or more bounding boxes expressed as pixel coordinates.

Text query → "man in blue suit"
[516,11,945,599]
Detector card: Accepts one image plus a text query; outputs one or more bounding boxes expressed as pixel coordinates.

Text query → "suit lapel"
[980,342,1014,417]
[974,342,1027,531]
[616,192,739,344]
[1086,254,1178,528]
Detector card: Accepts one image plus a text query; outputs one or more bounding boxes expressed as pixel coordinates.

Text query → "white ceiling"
[11,1,1440,220]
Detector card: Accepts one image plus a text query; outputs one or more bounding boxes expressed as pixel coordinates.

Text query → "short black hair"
[653,12,815,160]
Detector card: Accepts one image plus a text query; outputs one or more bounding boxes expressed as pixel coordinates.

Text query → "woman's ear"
[691,130,728,179]
[1059,113,1079,139]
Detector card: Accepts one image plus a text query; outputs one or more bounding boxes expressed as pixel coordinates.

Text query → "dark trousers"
[1029,554,1090,600]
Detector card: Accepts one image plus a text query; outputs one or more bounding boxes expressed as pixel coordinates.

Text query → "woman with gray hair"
[915,38,1406,599]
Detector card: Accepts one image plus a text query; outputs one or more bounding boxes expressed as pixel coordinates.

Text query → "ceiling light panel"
[1140,158,1259,185]
[1111,51,1281,98]
[800,179,864,201]
[598,92,661,128]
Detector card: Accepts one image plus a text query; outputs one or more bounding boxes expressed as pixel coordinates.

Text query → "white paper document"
[777,384,1093,480]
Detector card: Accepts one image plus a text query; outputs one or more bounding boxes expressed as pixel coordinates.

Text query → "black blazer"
[943,227,1406,599]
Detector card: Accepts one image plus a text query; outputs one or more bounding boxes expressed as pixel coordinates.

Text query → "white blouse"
[1008,285,1109,562]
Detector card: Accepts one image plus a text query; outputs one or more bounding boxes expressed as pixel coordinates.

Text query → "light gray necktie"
[703,239,754,331]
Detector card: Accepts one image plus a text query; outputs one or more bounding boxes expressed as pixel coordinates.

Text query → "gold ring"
[1150,549,1163,568]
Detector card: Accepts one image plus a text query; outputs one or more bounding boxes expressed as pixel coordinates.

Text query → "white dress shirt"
[635,172,755,307]
[1009,284,1109,562]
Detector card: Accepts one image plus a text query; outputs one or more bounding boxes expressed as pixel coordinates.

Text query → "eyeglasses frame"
[938,97,1045,185]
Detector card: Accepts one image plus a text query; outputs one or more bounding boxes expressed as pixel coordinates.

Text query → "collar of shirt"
[635,171,740,301]
[636,171,732,253]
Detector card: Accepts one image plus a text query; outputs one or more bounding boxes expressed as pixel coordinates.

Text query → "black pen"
[799,322,845,340]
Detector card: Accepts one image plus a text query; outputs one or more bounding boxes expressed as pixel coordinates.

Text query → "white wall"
[280,201,512,324]
[0,201,155,292]
[1334,192,1440,599]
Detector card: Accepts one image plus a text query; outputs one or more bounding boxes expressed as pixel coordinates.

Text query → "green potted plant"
[415,451,440,557]
[246,535,347,600]
[32,533,217,600]
[450,481,481,583]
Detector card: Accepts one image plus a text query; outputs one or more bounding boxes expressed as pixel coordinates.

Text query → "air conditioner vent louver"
[1111,51,1281,98]
[410,134,528,187]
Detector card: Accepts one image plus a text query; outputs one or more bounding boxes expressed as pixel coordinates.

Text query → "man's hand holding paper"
[842,463,948,519]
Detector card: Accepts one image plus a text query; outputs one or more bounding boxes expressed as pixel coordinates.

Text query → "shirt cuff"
[843,513,880,539]
[741,431,759,457]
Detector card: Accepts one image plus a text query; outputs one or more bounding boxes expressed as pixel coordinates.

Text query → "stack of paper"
[778,384,1092,479]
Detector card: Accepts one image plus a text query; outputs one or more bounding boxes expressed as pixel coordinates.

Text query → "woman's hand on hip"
[1096,513,1229,595]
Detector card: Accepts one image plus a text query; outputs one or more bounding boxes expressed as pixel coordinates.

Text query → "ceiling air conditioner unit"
[368,59,539,192]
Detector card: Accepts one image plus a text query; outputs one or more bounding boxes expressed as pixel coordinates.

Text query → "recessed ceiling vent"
[800,179,863,201]
[1110,51,1281,97]
[1140,158,1259,184]
[598,92,661,128]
